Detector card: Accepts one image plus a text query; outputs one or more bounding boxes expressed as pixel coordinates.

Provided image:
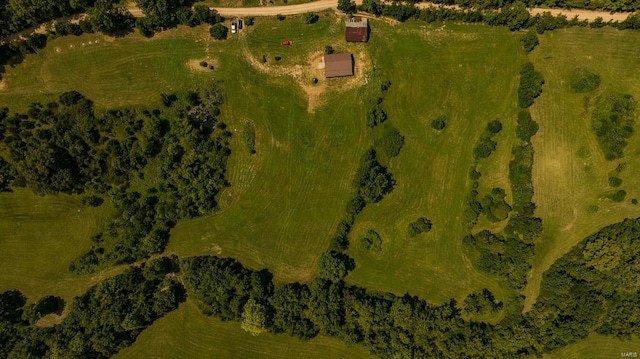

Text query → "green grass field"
[114,299,374,359]
[0,189,114,304]
[523,27,640,311]
[544,333,640,359]
[2,12,640,359]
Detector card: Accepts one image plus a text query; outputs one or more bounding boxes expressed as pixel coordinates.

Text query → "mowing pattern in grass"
[525,27,640,311]
[544,333,640,359]
[114,300,374,359]
[0,189,114,303]
[347,23,523,303]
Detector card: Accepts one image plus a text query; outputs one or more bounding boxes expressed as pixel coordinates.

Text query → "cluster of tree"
[463,288,503,315]
[374,124,404,158]
[591,93,636,160]
[480,187,512,222]
[366,81,392,128]
[407,217,432,237]
[0,86,231,273]
[473,120,502,160]
[135,1,223,37]
[526,218,640,351]
[0,257,185,358]
[360,229,383,252]
[570,67,601,93]
[521,30,539,52]
[518,62,544,108]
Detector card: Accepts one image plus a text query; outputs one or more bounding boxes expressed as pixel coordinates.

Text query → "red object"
[281,40,292,45]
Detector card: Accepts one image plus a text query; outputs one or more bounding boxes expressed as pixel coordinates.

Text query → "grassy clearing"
[0,189,114,304]
[524,27,640,311]
[114,299,374,359]
[345,22,524,303]
[544,333,640,359]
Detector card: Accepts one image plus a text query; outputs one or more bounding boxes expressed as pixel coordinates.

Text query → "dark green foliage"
[516,110,539,141]
[407,217,432,237]
[633,198,638,205]
[569,68,601,93]
[243,121,257,154]
[352,149,395,204]
[607,189,627,202]
[374,125,404,158]
[521,30,539,52]
[182,256,273,320]
[318,251,355,281]
[591,93,636,160]
[324,45,334,54]
[359,0,382,16]
[473,136,498,159]
[303,12,319,24]
[33,295,64,317]
[528,219,640,351]
[360,229,382,252]
[0,156,15,192]
[481,187,512,222]
[431,115,446,130]
[209,23,228,40]
[337,0,356,14]
[0,290,26,324]
[276,14,286,21]
[81,195,104,207]
[463,289,503,315]
[486,120,503,134]
[246,17,255,26]
[381,2,418,22]
[608,176,622,187]
[518,62,544,108]
[366,103,387,128]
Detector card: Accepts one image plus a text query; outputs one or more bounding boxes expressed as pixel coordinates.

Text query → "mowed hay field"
[114,300,374,359]
[345,22,524,303]
[0,189,114,304]
[544,333,640,359]
[524,28,640,310]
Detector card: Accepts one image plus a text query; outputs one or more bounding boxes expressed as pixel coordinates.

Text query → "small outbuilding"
[345,17,368,42]
[324,53,354,78]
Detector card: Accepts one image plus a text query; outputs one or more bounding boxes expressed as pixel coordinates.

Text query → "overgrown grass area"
[524,27,640,311]
[114,299,374,359]
[0,189,114,304]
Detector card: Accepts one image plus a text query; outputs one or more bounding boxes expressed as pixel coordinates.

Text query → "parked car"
[281,40,292,45]
[238,19,243,30]
[231,23,237,34]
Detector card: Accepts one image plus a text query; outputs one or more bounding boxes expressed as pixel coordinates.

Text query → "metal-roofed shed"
[324,53,354,78]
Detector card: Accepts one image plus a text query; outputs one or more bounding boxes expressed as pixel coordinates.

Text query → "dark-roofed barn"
[324,53,354,78]
[345,17,368,42]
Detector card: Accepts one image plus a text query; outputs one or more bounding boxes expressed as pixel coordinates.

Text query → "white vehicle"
[231,23,237,34]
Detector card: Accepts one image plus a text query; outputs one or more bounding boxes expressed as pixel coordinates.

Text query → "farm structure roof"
[324,53,354,78]
[346,17,368,42]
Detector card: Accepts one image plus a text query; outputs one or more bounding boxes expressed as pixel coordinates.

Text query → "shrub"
[246,17,255,26]
[360,229,382,252]
[276,14,285,21]
[200,61,208,67]
[431,116,446,130]
[516,110,539,141]
[608,189,627,202]
[375,125,404,158]
[569,68,601,93]
[274,56,282,61]
[81,195,104,207]
[408,217,432,237]
[521,30,539,52]
[518,62,544,108]
[303,12,319,24]
[324,45,334,54]
[473,137,497,160]
[592,93,636,160]
[608,176,622,188]
[209,24,228,40]
[486,120,503,134]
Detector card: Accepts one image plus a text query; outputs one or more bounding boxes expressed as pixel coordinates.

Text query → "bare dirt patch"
[0,80,6,91]
[186,58,220,73]
[36,312,65,328]
[241,40,370,112]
